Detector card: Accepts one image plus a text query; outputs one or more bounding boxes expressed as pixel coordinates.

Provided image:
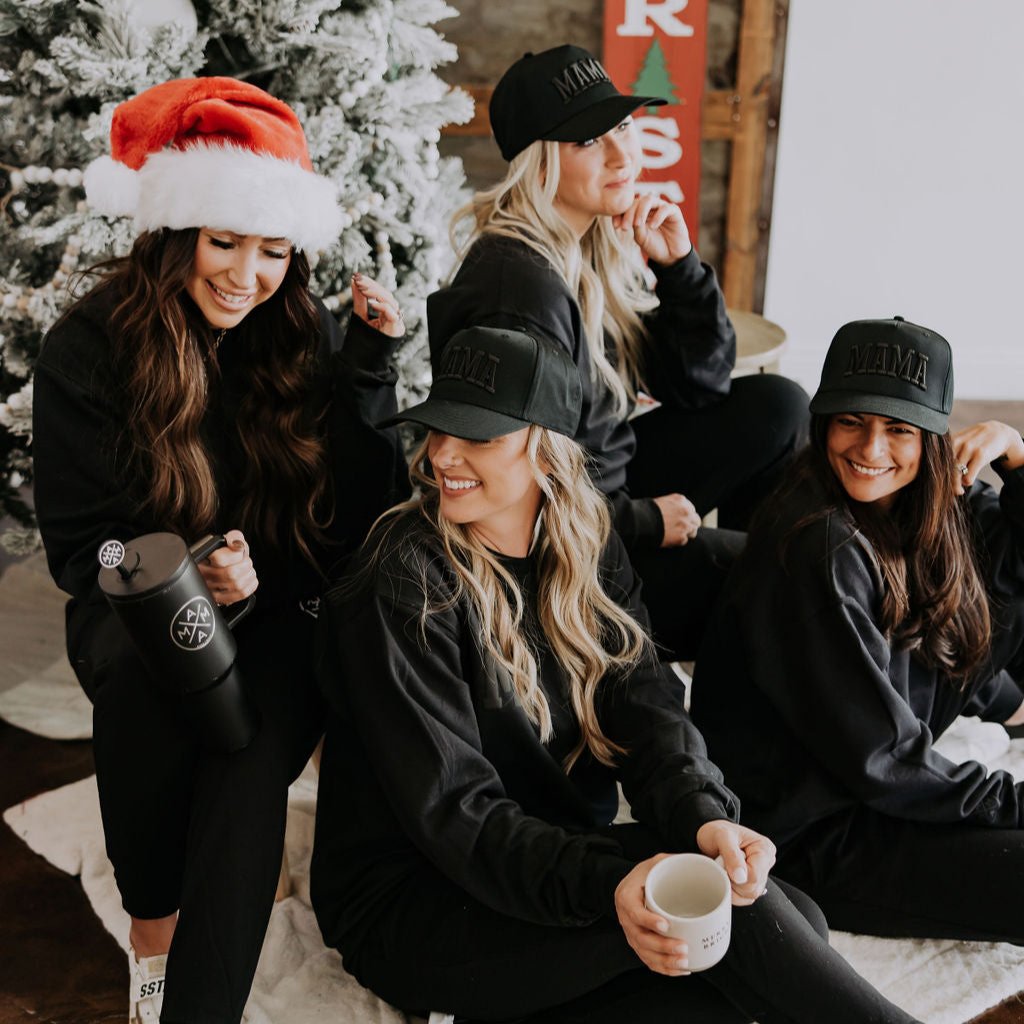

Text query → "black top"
[427,235,735,548]
[690,464,1024,852]
[311,515,738,953]
[32,285,408,615]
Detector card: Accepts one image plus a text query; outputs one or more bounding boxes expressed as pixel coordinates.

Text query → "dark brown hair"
[71,228,330,562]
[756,414,991,683]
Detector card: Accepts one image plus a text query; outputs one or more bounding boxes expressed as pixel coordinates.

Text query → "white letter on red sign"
[616,0,695,37]
[636,115,683,170]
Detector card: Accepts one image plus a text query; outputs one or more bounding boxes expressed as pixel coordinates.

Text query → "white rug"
[4,705,1024,1022]
[0,656,92,740]
[2,761,415,1024]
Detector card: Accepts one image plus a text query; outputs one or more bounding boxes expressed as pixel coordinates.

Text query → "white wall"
[764,0,1024,400]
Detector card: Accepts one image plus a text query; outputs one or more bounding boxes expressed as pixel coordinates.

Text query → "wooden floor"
[0,396,1022,1023]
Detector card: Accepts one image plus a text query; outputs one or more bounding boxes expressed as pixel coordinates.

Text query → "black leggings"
[340,825,919,1024]
[625,373,809,660]
[70,601,325,1024]
[776,806,1024,944]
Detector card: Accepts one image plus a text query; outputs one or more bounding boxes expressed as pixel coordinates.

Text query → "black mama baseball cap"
[383,326,583,441]
[809,316,954,434]
[489,44,666,161]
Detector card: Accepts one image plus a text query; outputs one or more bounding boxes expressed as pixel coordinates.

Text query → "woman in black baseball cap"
[427,43,809,664]
[691,316,1024,949]
[310,326,920,1024]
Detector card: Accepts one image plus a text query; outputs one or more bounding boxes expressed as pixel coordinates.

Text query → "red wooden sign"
[602,0,709,244]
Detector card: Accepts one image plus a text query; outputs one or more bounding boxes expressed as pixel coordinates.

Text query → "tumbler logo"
[97,539,126,568]
[171,596,216,651]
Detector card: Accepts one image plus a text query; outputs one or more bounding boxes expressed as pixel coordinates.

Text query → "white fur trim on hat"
[83,155,141,219]
[85,143,344,253]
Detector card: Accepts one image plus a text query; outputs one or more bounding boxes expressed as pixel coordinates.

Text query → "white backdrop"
[764,0,1024,400]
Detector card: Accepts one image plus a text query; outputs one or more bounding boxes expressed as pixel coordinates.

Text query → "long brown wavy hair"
[759,414,991,683]
[69,228,330,561]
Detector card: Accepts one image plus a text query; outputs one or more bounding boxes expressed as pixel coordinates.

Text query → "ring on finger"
[958,463,969,475]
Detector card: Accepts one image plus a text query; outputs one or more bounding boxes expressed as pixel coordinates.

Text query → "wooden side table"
[729,309,787,376]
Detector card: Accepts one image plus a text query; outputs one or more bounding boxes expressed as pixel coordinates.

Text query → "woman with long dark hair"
[311,325,920,1024]
[31,78,407,1024]
[427,45,809,659]
[691,315,1024,943]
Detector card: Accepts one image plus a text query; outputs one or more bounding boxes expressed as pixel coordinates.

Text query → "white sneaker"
[129,946,167,1024]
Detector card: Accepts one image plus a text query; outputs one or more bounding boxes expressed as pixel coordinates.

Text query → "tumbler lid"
[98,532,191,600]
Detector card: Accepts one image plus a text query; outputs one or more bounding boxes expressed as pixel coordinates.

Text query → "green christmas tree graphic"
[630,38,681,112]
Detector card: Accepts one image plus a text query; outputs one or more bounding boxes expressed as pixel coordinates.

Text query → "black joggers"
[776,805,1024,945]
[625,372,809,660]
[70,599,325,1024]
[339,823,919,1024]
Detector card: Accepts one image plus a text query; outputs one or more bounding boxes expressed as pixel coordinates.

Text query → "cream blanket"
[4,716,1024,1023]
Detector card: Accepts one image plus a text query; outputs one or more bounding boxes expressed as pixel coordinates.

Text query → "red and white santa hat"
[84,77,343,253]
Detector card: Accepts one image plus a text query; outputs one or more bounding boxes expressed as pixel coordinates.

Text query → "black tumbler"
[97,532,259,751]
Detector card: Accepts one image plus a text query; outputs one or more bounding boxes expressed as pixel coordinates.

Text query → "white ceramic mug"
[644,853,732,971]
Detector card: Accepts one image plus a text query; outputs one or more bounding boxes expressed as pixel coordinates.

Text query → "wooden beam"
[752,0,789,312]
[702,89,768,141]
[721,0,778,310]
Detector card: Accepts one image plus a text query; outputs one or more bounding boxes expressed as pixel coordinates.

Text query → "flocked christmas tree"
[0,0,472,553]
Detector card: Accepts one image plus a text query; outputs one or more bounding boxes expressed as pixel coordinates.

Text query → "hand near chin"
[612,196,692,265]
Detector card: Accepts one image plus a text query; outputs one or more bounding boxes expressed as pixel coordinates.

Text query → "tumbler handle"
[189,533,256,629]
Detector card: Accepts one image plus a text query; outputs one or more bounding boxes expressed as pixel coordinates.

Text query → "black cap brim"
[809,391,949,434]
[379,398,531,442]
[540,95,665,144]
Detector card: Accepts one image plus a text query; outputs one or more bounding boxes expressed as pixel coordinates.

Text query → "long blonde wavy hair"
[450,139,658,418]
[372,425,652,771]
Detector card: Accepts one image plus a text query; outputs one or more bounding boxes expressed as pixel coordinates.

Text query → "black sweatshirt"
[32,286,408,617]
[426,236,736,548]
[690,464,1024,852]
[311,515,738,953]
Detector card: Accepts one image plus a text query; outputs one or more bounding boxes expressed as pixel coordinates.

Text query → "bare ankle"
[129,913,177,958]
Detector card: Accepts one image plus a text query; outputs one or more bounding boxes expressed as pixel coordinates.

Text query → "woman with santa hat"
[31,77,408,1023]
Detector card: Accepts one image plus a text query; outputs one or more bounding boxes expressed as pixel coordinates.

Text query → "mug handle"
[189,533,256,629]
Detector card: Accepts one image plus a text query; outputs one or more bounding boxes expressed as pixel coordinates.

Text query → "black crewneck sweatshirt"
[311,515,738,954]
[427,236,736,548]
[32,285,408,616]
[691,463,1024,852]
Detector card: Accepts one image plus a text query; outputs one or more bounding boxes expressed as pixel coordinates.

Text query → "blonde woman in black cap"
[32,78,408,1023]
[691,316,1024,944]
[311,325,920,1023]
[427,44,809,661]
